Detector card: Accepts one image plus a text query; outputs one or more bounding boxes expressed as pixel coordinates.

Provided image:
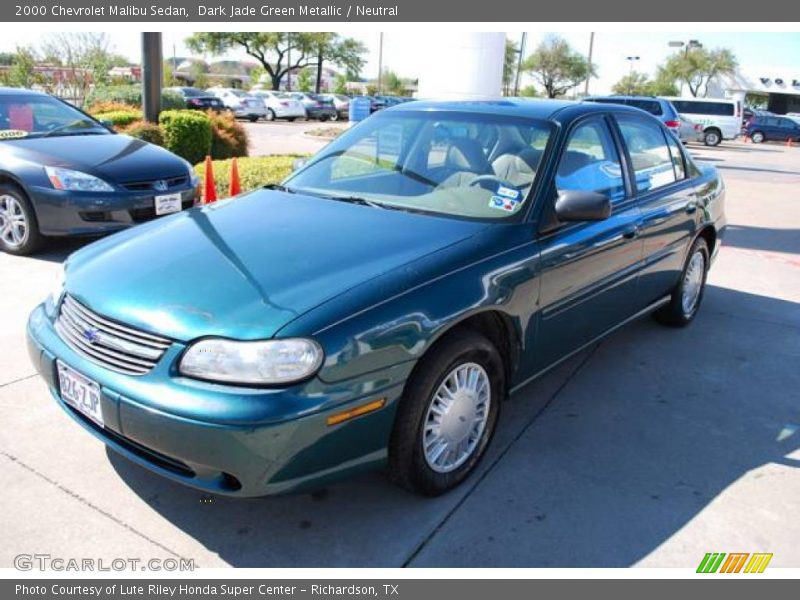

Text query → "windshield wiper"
[41,119,104,138]
[263,183,296,193]
[318,194,390,209]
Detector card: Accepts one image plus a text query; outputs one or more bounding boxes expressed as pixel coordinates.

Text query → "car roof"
[0,87,48,96]
[586,95,665,102]
[387,97,648,124]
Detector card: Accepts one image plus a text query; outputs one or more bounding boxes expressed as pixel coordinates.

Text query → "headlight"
[49,265,65,305]
[45,167,114,193]
[179,338,324,385]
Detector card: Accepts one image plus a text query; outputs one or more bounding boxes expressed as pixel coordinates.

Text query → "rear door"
[613,113,698,307]
[534,115,643,371]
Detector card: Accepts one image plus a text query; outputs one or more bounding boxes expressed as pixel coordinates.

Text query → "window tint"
[627,99,663,116]
[672,100,734,117]
[617,116,677,193]
[555,118,625,203]
[665,133,686,180]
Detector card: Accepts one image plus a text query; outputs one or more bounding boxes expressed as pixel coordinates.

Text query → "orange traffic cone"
[203,155,217,204]
[229,157,241,197]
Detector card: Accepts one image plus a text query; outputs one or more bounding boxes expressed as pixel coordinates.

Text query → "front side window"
[617,116,677,193]
[285,111,553,220]
[555,118,625,203]
[0,95,108,140]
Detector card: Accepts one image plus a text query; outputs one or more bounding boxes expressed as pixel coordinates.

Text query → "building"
[707,67,800,114]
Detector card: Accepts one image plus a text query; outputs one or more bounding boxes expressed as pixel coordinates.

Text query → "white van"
[664,97,742,146]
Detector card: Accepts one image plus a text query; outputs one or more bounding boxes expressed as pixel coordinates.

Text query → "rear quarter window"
[672,101,734,117]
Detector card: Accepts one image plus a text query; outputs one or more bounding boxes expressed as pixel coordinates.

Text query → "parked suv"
[583,96,681,138]
[744,115,800,143]
[285,93,337,121]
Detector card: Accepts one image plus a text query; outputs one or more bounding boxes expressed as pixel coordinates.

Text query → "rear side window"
[617,116,677,193]
[556,118,625,203]
[665,134,686,180]
[672,100,734,117]
[627,99,663,116]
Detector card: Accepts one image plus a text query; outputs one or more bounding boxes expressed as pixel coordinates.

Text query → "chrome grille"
[55,295,171,376]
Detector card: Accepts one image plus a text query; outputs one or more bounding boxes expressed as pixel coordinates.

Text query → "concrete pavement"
[0,140,797,568]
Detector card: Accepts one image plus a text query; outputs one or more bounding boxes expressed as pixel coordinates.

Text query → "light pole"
[625,56,640,94]
[668,39,702,96]
[513,32,527,97]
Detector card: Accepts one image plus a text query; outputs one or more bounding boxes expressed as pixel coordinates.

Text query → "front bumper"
[30,184,198,237]
[27,303,409,496]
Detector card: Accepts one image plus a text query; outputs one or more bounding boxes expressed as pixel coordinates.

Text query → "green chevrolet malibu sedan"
[27,99,726,497]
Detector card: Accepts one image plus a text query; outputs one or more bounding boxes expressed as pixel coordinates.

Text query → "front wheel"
[265,109,276,122]
[750,131,765,144]
[0,184,43,256]
[330,111,340,122]
[654,237,709,327]
[389,329,503,496]
[703,129,722,146]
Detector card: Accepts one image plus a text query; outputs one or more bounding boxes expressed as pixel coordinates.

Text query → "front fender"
[277,224,541,385]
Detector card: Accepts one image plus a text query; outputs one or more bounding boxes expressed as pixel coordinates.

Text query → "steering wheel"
[468,174,518,192]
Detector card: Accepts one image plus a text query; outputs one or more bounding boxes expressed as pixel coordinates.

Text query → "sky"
[2,30,799,94]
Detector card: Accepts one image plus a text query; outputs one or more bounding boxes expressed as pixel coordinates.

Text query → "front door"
[534,116,643,373]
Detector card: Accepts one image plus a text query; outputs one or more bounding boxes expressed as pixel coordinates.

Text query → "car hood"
[65,190,488,342]
[6,134,189,182]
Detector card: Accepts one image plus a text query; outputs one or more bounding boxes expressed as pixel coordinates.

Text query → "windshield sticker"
[489,195,517,212]
[496,185,521,200]
[0,130,30,140]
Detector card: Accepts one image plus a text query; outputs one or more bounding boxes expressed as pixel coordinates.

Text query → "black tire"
[389,329,504,496]
[0,183,43,256]
[265,109,276,122]
[750,131,765,144]
[703,129,722,146]
[287,117,296,122]
[654,237,710,327]
[319,116,330,122]
[330,111,340,122]
[248,115,259,123]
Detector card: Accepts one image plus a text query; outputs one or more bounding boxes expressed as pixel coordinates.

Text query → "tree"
[503,39,519,96]
[6,46,41,88]
[522,35,595,99]
[39,33,128,100]
[185,33,365,91]
[612,71,652,96]
[661,47,737,97]
[519,85,539,97]
[296,68,313,92]
[333,73,348,95]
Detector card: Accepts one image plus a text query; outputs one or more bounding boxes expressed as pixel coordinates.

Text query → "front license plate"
[57,361,103,427]
[155,193,182,216]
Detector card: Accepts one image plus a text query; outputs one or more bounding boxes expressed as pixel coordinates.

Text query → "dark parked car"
[286,93,337,121]
[164,86,225,111]
[0,88,199,255]
[27,99,725,497]
[744,115,800,143]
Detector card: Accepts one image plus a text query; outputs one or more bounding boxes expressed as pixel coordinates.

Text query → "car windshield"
[181,88,207,97]
[0,94,108,141]
[285,111,553,220]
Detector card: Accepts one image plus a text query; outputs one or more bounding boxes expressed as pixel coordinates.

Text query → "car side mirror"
[292,158,308,171]
[555,190,612,222]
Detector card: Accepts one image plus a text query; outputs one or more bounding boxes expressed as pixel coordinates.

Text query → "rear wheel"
[654,237,709,327]
[248,115,259,123]
[0,184,43,256]
[330,111,340,122]
[703,129,722,146]
[389,329,503,496]
[265,109,276,122]
[750,131,765,143]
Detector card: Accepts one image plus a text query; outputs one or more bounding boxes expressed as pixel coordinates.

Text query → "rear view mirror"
[555,190,612,222]
[292,158,308,171]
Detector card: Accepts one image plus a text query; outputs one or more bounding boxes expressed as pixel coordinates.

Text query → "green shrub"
[160,110,212,164]
[86,100,137,115]
[207,110,249,160]
[193,155,305,197]
[120,120,165,146]
[84,85,184,111]
[93,109,142,129]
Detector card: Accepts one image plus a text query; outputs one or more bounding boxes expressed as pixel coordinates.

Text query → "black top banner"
[5,0,800,21]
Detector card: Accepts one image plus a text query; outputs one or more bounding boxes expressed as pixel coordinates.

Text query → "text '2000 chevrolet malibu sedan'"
[27,99,726,497]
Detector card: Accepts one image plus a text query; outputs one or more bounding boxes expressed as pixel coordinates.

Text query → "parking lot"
[0,139,798,568]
